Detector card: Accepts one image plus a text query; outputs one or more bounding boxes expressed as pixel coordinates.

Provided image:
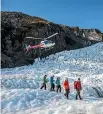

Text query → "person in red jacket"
[63,78,70,99]
[74,78,82,100]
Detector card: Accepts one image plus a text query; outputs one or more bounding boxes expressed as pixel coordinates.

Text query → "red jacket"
[63,80,70,89]
[76,81,82,90]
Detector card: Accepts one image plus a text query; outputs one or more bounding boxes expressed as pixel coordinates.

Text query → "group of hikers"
[40,75,82,100]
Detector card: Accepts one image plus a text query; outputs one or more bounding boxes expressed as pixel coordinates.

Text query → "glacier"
[1,42,103,114]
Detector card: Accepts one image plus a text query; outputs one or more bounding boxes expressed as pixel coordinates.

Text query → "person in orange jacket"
[63,78,70,99]
[74,78,82,100]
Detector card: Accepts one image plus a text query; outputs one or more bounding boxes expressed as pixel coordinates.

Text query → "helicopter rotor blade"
[26,37,42,40]
[45,33,58,40]
[25,33,58,40]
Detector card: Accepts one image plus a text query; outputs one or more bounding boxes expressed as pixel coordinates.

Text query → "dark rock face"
[1,11,103,68]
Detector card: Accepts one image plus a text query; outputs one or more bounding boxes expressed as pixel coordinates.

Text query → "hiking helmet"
[57,77,60,79]
[78,78,80,80]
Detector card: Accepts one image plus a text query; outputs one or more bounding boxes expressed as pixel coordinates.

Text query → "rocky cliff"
[1,11,103,68]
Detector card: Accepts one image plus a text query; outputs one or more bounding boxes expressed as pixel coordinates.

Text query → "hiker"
[56,77,61,92]
[63,78,70,99]
[50,75,55,91]
[40,75,48,90]
[74,78,82,100]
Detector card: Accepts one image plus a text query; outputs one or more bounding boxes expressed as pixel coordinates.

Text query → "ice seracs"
[1,42,103,114]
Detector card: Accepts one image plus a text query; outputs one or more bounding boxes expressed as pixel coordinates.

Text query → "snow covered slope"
[1,42,103,114]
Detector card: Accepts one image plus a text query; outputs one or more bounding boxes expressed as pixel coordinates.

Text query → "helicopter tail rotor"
[26,45,31,52]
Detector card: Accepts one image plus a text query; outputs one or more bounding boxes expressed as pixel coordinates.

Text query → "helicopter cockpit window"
[44,40,49,44]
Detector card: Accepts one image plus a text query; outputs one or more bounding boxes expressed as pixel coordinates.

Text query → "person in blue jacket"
[56,77,61,92]
[50,75,55,91]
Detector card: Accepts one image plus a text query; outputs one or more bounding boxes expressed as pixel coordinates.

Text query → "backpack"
[74,81,77,89]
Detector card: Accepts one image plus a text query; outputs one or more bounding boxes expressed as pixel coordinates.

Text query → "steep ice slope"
[1,42,103,114]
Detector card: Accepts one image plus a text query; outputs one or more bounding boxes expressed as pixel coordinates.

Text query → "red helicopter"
[25,33,58,52]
